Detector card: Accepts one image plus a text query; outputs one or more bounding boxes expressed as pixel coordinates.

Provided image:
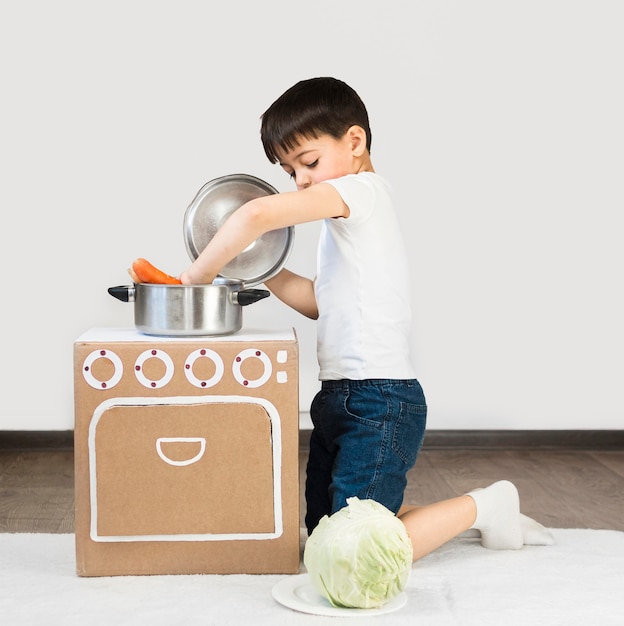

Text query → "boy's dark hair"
[260,77,372,164]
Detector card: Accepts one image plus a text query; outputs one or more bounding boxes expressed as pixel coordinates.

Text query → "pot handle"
[233,288,270,306]
[108,285,135,303]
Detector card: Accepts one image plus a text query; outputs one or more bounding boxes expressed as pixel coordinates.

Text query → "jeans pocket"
[343,386,386,430]
[392,402,427,466]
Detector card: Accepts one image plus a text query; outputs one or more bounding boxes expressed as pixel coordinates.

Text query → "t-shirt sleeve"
[325,175,376,224]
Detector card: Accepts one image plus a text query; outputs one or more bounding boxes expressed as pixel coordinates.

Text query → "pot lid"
[183,174,294,287]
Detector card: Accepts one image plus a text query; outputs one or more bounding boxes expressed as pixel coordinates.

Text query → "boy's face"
[276,129,367,191]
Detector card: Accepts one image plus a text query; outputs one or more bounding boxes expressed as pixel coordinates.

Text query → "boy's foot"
[519,513,556,545]
[459,513,556,546]
[467,480,523,550]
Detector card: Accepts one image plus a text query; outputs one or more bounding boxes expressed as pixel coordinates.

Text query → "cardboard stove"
[73,327,299,576]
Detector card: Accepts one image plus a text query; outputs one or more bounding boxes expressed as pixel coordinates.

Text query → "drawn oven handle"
[155,437,206,467]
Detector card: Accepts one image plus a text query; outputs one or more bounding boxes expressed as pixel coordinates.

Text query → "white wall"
[1,1,622,431]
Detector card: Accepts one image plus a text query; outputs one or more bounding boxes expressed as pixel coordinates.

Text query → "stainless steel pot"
[108,173,294,336]
[108,279,269,336]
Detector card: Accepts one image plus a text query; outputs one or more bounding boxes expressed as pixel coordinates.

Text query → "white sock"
[467,480,523,550]
[519,513,556,545]
[460,513,556,546]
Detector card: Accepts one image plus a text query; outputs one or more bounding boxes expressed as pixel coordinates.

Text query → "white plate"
[271,574,408,617]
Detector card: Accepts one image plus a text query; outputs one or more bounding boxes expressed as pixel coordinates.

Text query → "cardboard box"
[74,327,299,576]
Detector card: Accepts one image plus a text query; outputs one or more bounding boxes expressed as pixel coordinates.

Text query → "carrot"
[131,258,182,284]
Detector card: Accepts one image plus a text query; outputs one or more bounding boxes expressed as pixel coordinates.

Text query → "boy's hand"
[179,270,193,285]
[179,266,217,285]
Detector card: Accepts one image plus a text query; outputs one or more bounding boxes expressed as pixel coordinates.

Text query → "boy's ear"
[347,125,367,156]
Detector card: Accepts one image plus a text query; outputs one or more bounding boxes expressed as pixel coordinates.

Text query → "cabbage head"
[303,497,413,609]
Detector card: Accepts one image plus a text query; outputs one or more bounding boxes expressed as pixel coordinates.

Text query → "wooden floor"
[1,432,623,533]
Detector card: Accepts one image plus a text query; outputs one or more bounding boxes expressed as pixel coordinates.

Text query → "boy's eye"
[285,158,318,180]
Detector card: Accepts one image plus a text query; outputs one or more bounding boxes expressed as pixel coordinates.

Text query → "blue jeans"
[305,378,427,533]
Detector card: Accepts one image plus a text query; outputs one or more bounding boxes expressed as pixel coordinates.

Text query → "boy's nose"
[296,172,311,190]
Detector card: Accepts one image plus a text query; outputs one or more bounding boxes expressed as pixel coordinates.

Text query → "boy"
[181,77,553,558]
[182,76,426,533]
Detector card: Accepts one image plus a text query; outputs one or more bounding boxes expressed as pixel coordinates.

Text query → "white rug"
[1,530,623,625]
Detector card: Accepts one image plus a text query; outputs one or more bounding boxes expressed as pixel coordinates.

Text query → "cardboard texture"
[74,327,299,576]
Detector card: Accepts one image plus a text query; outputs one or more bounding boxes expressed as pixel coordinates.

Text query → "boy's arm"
[264,269,318,320]
[180,184,347,284]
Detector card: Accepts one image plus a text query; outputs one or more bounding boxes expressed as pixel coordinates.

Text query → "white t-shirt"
[315,172,416,380]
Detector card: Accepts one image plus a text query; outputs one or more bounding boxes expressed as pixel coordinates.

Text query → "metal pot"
[108,279,269,336]
[108,173,294,336]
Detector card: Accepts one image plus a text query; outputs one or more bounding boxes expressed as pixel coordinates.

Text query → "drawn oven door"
[88,396,283,542]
